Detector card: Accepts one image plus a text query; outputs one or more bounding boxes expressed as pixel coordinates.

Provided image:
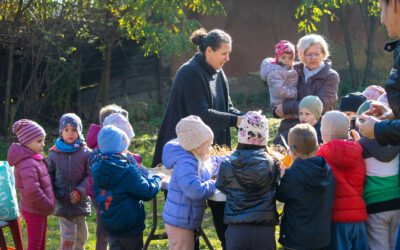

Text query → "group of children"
[7,104,167,250]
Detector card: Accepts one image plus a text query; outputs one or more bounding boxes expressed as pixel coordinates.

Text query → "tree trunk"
[89,57,107,121]
[2,43,14,134]
[362,15,376,86]
[102,45,112,106]
[338,7,359,89]
[76,52,82,117]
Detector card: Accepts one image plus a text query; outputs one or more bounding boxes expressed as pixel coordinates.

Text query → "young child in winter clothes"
[7,119,55,250]
[91,125,164,250]
[260,40,298,116]
[162,115,221,250]
[339,92,367,122]
[362,85,386,101]
[216,111,280,250]
[316,111,368,250]
[86,106,146,250]
[299,95,323,144]
[47,113,91,250]
[277,123,335,249]
[355,101,400,249]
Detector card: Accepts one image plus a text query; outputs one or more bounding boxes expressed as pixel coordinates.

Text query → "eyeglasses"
[305,53,322,58]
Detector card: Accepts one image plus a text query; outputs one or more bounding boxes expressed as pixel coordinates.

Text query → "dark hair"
[236,143,266,150]
[190,28,232,53]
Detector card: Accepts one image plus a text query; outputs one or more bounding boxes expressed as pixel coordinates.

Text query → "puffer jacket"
[162,139,216,230]
[316,139,367,222]
[47,145,91,220]
[215,149,280,226]
[375,39,400,146]
[92,153,161,237]
[7,143,55,217]
[277,156,335,250]
[283,59,339,116]
[260,58,298,108]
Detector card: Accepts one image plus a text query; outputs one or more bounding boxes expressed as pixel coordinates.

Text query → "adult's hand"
[275,104,283,118]
[356,114,379,139]
[368,102,395,120]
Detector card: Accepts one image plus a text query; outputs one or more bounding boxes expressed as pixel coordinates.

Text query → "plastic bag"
[0,161,19,221]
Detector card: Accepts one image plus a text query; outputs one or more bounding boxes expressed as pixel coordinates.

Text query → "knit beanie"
[176,115,213,151]
[362,85,386,101]
[339,92,367,112]
[274,40,295,63]
[238,111,269,146]
[12,119,46,146]
[321,111,349,142]
[299,95,323,121]
[59,113,83,138]
[377,93,389,106]
[103,113,135,140]
[98,125,129,154]
[356,100,373,117]
[99,109,129,126]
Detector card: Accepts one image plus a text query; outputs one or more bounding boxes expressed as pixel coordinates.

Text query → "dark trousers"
[226,224,276,250]
[109,232,143,250]
[208,200,227,250]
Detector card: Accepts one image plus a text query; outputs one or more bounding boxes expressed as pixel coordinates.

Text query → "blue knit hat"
[98,125,129,154]
[59,113,83,138]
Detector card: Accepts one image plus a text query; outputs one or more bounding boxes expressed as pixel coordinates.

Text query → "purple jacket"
[7,143,55,217]
[86,123,102,149]
[47,145,91,219]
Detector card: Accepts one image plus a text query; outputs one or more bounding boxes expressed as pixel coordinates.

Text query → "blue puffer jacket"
[162,139,216,230]
[92,154,161,237]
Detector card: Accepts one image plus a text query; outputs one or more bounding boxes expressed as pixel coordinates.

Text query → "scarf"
[304,61,325,83]
[54,137,82,153]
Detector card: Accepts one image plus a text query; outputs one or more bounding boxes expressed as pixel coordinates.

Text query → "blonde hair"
[190,149,204,179]
[297,34,330,62]
[288,123,319,156]
[99,104,128,126]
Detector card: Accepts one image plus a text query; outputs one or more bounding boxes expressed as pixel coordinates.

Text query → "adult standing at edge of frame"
[152,28,244,250]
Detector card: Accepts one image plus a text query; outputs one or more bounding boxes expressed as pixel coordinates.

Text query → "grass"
[1,93,287,249]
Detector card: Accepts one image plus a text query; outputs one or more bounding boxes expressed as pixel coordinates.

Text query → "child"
[362,85,386,101]
[7,119,55,250]
[162,115,219,250]
[298,95,323,144]
[356,101,400,249]
[277,123,335,249]
[339,92,367,122]
[47,113,91,250]
[91,125,164,250]
[88,113,148,250]
[316,111,368,250]
[216,111,280,250]
[260,40,298,116]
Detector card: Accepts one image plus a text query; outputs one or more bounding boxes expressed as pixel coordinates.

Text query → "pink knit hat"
[274,40,295,63]
[12,119,46,146]
[362,85,385,101]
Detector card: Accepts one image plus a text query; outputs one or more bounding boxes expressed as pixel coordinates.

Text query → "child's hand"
[350,129,361,141]
[69,190,81,204]
[156,173,170,184]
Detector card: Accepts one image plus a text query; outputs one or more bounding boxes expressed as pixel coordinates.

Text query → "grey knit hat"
[176,115,213,151]
[59,113,83,138]
[321,111,349,142]
[299,95,323,121]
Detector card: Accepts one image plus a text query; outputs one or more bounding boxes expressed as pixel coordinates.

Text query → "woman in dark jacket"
[272,34,339,146]
[152,28,243,249]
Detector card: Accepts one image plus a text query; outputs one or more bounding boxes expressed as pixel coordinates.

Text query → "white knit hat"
[103,113,135,140]
[238,111,269,146]
[176,115,213,151]
[321,111,349,142]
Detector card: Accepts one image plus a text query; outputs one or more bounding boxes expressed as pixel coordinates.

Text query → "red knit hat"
[274,40,295,63]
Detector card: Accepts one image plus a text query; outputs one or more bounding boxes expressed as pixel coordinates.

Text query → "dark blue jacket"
[277,156,335,249]
[152,53,242,167]
[92,154,161,237]
[375,40,400,146]
[215,149,280,226]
